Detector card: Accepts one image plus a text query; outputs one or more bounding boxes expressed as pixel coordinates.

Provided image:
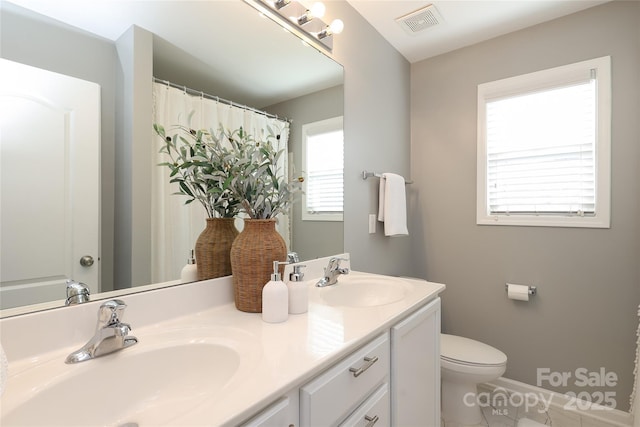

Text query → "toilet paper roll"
[507,283,530,301]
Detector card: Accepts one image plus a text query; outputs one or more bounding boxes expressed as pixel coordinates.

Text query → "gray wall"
[267,85,345,261]
[114,26,154,289]
[0,3,118,292]
[331,1,413,276]
[410,1,640,410]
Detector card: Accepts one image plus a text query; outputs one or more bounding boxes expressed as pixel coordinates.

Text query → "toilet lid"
[441,334,507,367]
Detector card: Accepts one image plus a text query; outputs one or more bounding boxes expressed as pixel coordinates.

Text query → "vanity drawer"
[339,383,389,427]
[300,333,390,427]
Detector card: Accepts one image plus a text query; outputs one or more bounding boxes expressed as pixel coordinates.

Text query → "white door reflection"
[0,59,100,309]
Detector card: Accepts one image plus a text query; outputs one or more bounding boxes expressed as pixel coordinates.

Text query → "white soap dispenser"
[180,250,198,283]
[262,261,289,323]
[287,264,308,314]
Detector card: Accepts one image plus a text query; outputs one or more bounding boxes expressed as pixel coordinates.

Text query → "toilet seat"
[441,334,507,367]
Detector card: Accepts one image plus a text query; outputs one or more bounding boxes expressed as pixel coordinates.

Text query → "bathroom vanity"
[244,293,441,427]
[0,256,445,426]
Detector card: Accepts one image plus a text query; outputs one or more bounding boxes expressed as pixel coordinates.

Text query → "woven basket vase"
[230,219,287,312]
[195,217,239,280]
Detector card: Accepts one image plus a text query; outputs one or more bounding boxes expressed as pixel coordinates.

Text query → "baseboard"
[478,377,633,427]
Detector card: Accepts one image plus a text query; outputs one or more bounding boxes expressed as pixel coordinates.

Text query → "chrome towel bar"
[362,170,413,184]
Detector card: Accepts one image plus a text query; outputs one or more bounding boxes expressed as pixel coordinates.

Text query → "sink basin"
[313,272,412,307]
[1,327,258,426]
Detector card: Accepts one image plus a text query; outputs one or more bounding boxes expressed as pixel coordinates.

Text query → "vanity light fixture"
[318,19,344,39]
[273,0,291,9]
[296,2,325,25]
[245,0,343,53]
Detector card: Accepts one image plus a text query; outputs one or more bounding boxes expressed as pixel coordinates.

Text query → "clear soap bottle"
[262,261,289,323]
[180,250,198,283]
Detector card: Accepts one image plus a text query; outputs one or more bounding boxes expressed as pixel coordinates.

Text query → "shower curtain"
[151,82,290,283]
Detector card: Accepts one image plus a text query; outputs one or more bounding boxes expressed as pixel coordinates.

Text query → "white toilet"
[441,334,507,425]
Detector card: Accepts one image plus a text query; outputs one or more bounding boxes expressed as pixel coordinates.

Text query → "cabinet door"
[241,391,298,427]
[390,297,441,426]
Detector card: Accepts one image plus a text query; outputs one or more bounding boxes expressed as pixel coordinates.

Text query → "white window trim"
[476,56,611,228]
[301,116,344,222]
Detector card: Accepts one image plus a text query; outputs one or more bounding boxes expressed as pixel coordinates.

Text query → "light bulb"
[298,2,325,25]
[317,19,345,39]
[329,19,344,34]
[309,2,326,19]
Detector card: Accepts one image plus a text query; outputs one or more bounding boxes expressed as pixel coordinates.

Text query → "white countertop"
[177,278,443,426]
[0,256,445,426]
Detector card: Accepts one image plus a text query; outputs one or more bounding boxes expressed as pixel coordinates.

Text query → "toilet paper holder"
[504,284,537,296]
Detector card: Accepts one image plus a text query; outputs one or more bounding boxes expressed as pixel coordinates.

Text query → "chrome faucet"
[287,251,300,263]
[316,257,350,287]
[65,279,90,306]
[65,299,138,364]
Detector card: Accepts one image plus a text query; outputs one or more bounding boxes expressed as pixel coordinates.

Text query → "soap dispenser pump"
[287,264,308,314]
[262,261,289,323]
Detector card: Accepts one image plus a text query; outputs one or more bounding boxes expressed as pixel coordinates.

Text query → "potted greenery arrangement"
[153,124,242,280]
[155,123,302,312]
[215,126,302,313]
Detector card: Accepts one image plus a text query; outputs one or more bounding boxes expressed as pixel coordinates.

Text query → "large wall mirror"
[0,0,344,316]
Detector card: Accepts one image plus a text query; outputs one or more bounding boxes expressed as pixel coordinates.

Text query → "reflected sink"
[314,272,412,307]
[1,327,258,426]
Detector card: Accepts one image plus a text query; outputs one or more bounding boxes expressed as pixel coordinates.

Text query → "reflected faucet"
[65,299,138,364]
[65,279,90,306]
[287,252,300,263]
[316,257,350,287]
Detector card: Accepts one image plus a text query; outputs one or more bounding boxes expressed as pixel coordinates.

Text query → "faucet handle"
[327,257,349,271]
[97,299,127,329]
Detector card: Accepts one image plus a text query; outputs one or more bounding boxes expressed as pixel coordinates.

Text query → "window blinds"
[485,75,596,215]
[305,129,344,215]
[306,168,343,213]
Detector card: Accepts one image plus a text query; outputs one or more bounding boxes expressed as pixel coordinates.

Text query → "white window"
[477,56,611,228]
[302,116,344,221]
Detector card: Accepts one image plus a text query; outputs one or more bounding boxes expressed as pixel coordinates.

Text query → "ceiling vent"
[396,4,443,35]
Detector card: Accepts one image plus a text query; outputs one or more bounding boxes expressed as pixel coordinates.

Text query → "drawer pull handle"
[349,355,378,377]
[364,415,379,427]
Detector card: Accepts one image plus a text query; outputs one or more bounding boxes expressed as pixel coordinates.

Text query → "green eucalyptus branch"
[153,123,241,218]
[154,122,302,220]
[221,125,302,219]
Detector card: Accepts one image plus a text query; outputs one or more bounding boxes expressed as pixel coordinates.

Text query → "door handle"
[80,255,94,267]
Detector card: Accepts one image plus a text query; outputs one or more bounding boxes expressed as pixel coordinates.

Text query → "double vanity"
[0,255,445,426]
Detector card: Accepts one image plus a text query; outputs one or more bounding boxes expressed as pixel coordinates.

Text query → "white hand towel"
[378,177,386,222]
[377,173,408,236]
